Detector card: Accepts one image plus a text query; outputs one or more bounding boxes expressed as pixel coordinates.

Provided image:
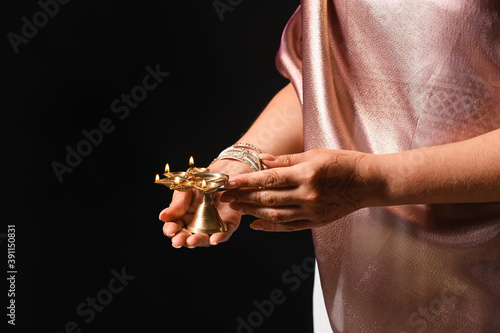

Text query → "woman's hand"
[159,160,252,248]
[220,149,384,231]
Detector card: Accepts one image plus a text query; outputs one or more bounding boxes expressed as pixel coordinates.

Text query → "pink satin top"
[276,1,500,332]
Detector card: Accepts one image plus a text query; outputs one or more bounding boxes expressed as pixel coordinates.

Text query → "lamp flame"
[165,163,170,173]
[155,174,159,182]
[175,177,180,185]
[202,179,207,188]
[189,156,194,166]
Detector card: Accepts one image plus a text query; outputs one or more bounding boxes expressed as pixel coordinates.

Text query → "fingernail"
[259,154,276,161]
[225,180,239,188]
[210,241,218,246]
[187,246,196,249]
[172,243,182,249]
[250,222,263,230]
[167,233,175,237]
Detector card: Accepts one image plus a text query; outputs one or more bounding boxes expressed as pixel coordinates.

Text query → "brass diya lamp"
[155,157,229,234]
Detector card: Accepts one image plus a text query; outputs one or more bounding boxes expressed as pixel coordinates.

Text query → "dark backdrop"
[2,1,315,333]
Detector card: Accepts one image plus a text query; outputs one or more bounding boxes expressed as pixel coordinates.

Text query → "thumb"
[159,190,193,222]
[260,152,306,168]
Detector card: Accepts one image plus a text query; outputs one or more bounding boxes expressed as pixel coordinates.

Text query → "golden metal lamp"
[155,161,229,235]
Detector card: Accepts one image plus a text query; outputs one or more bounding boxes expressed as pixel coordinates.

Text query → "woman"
[160,1,500,331]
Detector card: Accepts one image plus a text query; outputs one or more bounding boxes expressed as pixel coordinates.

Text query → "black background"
[2,1,315,332]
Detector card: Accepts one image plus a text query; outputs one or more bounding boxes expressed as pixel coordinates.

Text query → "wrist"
[208,159,253,177]
[356,153,392,208]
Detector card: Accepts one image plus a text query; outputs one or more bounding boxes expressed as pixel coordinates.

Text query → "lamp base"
[186,192,228,234]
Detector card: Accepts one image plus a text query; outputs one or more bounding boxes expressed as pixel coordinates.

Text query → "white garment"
[313,260,334,333]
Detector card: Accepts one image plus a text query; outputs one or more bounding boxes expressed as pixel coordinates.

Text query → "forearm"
[237,83,303,155]
[366,128,500,206]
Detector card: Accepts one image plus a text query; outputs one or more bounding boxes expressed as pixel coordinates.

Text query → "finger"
[209,219,238,245]
[163,221,184,237]
[173,226,235,248]
[220,187,300,206]
[174,226,237,248]
[250,219,314,232]
[171,228,193,248]
[168,204,241,248]
[170,207,241,247]
[259,152,307,168]
[229,203,305,223]
[185,233,211,248]
[206,196,243,245]
[225,167,300,189]
[159,190,194,223]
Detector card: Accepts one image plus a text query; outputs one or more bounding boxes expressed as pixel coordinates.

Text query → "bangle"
[212,143,266,172]
[214,151,260,172]
[232,142,262,153]
[220,147,260,162]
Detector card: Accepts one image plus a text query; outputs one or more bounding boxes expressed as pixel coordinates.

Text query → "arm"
[159,83,303,247]
[221,128,500,231]
[237,83,303,155]
[369,128,500,206]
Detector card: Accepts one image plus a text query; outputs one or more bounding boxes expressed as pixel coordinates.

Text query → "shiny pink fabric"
[276,1,500,332]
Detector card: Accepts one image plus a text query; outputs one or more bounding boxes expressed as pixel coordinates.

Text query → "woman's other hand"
[220,149,383,231]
